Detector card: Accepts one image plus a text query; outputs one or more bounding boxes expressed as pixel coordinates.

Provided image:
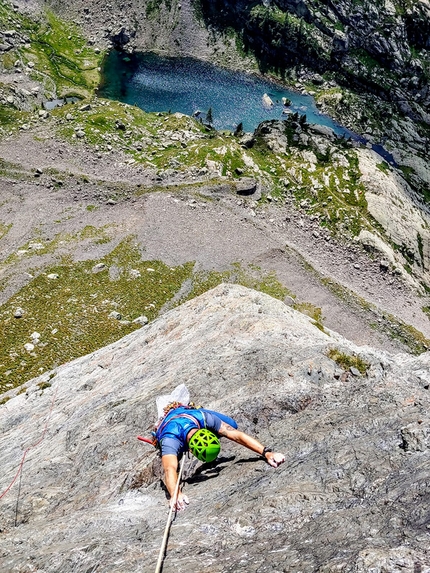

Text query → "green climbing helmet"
[188,429,220,463]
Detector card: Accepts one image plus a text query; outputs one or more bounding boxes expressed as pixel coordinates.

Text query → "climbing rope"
[0,386,58,503]
[155,455,186,573]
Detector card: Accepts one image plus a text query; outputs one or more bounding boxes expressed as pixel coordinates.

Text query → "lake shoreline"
[99,50,396,165]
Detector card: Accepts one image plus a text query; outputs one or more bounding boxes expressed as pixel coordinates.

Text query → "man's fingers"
[268,452,285,467]
[170,494,189,511]
[177,494,189,510]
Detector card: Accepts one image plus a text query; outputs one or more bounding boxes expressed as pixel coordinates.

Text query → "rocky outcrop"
[191,0,429,98]
[262,92,274,108]
[357,148,430,284]
[108,27,136,50]
[1,284,429,572]
[251,117,430,290]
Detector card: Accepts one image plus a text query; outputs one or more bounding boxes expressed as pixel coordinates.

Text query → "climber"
[154,402,285,511]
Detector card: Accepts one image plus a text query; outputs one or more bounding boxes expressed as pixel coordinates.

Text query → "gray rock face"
[332,29,349,53]
[277,0,311,20]
[308,122,336,140]
[235,177,258,196]
[357,148,430,288]
[0,284,429,572]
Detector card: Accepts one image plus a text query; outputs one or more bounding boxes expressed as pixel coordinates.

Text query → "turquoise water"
[99,51,352,135]
[99,51,396,164]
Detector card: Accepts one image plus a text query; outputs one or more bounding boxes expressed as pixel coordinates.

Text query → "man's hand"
[218,422,285,468]
[265,452,285,468]
[170,491,189,512]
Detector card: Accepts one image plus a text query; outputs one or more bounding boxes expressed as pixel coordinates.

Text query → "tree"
[206,107,213,125]
[234,122,243,137]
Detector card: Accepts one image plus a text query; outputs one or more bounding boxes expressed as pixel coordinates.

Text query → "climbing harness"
[156,411,202,440]
[154,454,186,573]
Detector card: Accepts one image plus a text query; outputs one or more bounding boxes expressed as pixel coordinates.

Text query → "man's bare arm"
[161,454,189,510]
[218,422,285,468]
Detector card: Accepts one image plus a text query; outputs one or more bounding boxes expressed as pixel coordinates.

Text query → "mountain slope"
[0,284,429,572]
[1,0,430,392]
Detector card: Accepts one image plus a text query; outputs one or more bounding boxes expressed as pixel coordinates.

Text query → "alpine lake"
[98,51,395,164]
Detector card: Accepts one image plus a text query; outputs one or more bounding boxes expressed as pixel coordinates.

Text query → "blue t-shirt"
[156,407,237,456]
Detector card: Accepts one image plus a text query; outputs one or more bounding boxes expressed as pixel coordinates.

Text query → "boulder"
[92,263,106,273]
[312,73,324,85]
[262,93,274,108]
[132,315,149,326]
[108,310,122,320]
[235,177,258,196]
[356,230,396,266]
[308,123,336,140]
[108,27,135,49]
[332,29,349,53]
[239,134,255,148]
[401,422,430,452]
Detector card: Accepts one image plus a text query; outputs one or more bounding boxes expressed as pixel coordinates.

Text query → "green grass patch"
[327,348,369,374]
[0,103,31,139]
[0,103,24,128]
[54,99,255,178]
[398,164,415,180]
[0,4,103,100]
[0,156,34,179]
[0,238,294,391]
[351,48,380,71]
[2,49,18,70]
[5,225,113,265]
[28,10,102,97]
[294,301,325,332]
[376,161,390,174]
[250,5,288,26]
[0,238,194,391]
[182,262,290,304]
[144,0,177,19]
[0,222,12,240]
